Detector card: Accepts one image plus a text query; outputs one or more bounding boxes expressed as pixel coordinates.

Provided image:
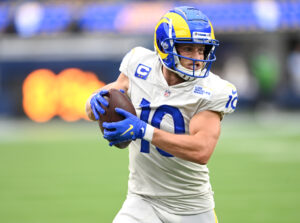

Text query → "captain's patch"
[135,64,151,80]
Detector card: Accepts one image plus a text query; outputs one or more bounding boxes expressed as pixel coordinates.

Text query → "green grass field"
[0,112,300,223]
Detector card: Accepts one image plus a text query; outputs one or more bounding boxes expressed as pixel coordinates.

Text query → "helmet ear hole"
[204,45,213,59]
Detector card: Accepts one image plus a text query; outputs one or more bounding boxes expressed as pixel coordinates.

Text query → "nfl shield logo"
[164,90,171,97]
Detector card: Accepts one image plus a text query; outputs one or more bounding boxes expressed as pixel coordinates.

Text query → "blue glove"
[90,89,126,120]
[103,108,147,146]
[90,90,109,120]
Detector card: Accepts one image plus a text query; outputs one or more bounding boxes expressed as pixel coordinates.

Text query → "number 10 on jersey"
[139,98,186,157]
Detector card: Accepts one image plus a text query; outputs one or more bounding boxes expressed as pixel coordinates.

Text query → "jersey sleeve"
[119,48,136,76]
[204,82,238,117]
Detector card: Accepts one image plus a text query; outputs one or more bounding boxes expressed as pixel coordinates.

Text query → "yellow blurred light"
[22,69,58,122]
[22,68,105,122]
[79,71,105,120]
[57,68,105,122]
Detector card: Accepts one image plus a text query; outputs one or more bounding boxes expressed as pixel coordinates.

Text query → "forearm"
[151,128,218,165]
[86,93,98,121]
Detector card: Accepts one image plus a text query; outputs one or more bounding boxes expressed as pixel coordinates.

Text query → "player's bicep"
[113,72,129,92]
[189,111,221,158]
[190,110,221,134]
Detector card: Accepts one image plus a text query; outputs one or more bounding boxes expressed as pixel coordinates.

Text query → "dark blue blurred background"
[0,0,300,120]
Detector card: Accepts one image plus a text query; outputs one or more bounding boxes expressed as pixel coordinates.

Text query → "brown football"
[98,88,136,149]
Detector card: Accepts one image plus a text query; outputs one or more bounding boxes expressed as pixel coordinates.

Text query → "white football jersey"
[119,47,237,215]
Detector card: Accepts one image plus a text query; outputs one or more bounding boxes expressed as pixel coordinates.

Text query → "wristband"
[143,124,155,142]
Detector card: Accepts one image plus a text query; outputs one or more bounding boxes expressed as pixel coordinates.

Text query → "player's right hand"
[103,108,148,146]
[90,90,109,120]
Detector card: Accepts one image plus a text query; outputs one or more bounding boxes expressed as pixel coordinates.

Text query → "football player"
[86,6,238,223]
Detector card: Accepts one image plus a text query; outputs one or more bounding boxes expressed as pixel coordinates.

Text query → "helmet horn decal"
[164,12,191,39]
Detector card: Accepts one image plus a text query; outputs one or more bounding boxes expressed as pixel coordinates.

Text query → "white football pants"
[113,194,218,223]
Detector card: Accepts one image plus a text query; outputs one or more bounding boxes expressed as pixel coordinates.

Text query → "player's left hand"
[103,108,147,146]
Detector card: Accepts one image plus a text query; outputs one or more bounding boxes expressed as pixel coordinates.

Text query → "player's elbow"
[193,135,218,165]
[194,144,215,165]
[194,153,210,165]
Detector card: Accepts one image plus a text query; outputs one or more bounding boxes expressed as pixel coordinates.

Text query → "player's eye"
[198,49,204,54]
[183,47,193,52]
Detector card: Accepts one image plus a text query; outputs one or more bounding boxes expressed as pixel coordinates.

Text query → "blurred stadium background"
[0,0,300,222]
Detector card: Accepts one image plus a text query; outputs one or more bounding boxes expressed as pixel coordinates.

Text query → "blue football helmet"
[154,6,219,81]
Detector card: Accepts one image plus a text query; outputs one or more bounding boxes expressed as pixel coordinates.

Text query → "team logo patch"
[193,86,212,99]
[135,64,152,80]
